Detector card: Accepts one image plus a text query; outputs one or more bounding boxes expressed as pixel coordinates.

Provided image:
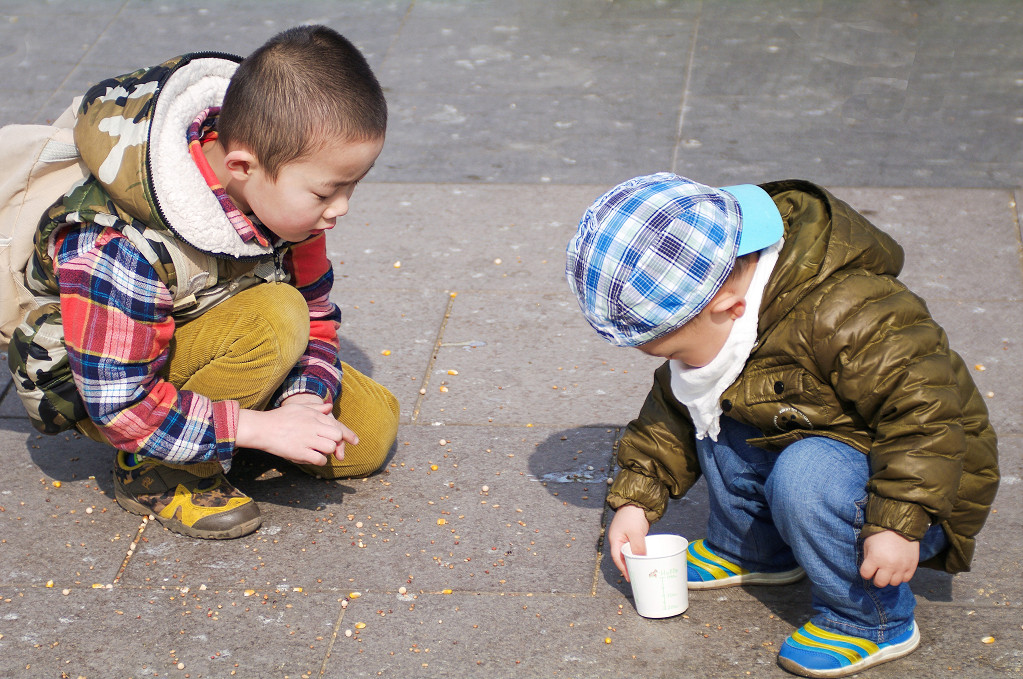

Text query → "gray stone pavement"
[1,1,1021,678]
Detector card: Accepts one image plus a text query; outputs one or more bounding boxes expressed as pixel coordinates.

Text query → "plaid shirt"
[54,135,343,467]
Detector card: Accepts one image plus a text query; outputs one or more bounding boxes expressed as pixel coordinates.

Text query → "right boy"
[565,173,998,677]
[8,26,399,539]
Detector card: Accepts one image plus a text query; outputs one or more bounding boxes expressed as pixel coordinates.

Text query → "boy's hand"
[860,529,920,587]
[237,400,358,465]
[608,504,650,582]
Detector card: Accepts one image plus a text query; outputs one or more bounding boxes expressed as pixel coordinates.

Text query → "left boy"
[8,25,398,539]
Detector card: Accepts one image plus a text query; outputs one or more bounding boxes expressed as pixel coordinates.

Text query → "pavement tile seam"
[401,418,629,430]
[2,584,653,600]
[1015,188,1022,245]
[1,582,1014,608]
[343,284,1023,304]
[336,285,576,294]
[408,291,457,424]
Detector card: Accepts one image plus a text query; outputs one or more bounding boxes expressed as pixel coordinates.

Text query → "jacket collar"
[76,53,275,259]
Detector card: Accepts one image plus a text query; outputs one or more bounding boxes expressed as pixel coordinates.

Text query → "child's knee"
[300,366,399,480]
[766,436,867,516]
[339,368,398,471]
[257,283,310,362]
[302,405,396,480]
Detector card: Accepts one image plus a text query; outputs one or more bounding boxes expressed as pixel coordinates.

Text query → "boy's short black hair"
[217,24,387,179]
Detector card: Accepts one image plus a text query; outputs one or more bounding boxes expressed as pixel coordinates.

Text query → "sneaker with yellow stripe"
[778,620,920,678]
[113,450,261,539]
[687,538,805,589]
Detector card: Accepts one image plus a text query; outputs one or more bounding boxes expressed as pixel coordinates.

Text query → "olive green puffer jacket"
[607,180,998,574]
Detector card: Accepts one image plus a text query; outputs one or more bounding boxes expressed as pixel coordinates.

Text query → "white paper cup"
[622,534,689,618]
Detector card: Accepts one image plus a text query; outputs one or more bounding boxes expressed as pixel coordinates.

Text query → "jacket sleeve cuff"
[863,495,932,541]
[212,399,240,472]
[607,468,668,525]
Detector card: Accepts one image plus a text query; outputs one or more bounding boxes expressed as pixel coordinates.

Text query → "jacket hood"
[74,53,274,259]
[759,180,905,329]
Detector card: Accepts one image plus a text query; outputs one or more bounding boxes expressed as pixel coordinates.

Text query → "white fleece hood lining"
[149,58,272,258]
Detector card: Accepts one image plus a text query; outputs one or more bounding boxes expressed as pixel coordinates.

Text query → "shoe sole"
[777,625,920,678]
[114,477,262,540]
[689,565,806,590]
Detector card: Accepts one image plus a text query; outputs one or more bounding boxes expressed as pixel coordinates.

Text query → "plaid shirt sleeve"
[272,231,344,406]
[57,224,238,467]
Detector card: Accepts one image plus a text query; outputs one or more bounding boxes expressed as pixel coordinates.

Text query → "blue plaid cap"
[565,173,782,347]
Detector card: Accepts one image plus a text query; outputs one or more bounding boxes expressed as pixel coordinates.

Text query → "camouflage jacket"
[7,55,344,467]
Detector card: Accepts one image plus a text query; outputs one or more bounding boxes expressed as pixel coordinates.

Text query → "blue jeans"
[696,417,947,642]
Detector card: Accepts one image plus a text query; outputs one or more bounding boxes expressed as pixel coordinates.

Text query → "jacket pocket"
[740,365,830,436]
[743,366,807,405]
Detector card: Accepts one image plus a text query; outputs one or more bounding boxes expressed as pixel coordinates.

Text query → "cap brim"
[720,184,784,256]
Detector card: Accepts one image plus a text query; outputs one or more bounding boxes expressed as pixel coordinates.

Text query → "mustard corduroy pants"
[80,282,398,479]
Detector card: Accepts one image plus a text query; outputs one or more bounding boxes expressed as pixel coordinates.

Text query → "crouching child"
[564,173,998,677]
[7,25,399,539]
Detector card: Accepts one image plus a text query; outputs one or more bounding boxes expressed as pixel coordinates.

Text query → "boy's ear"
[223,147,259,182]
[705,288,747,321]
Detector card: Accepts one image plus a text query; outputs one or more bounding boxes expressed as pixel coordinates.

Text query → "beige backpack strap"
[118,224,221,314]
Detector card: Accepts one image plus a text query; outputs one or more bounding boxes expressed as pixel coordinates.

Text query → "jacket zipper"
[141,51,272,262]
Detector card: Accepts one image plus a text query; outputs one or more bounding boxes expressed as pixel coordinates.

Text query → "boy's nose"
[324,196,350,219]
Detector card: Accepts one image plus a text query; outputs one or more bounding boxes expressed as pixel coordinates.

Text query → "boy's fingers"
[865,562,892,588]
[337,423,359,445]
[610,548,629,582]
[327,425,347,443]
[859,560,876,581]
[309,440,335,459]
[298,448,327,465]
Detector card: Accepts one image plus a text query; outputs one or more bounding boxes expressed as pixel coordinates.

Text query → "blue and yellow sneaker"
[778,620,920,678]
[687,538,805,589]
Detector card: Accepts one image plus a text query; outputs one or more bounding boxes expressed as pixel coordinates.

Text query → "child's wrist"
[615,503,650,525]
